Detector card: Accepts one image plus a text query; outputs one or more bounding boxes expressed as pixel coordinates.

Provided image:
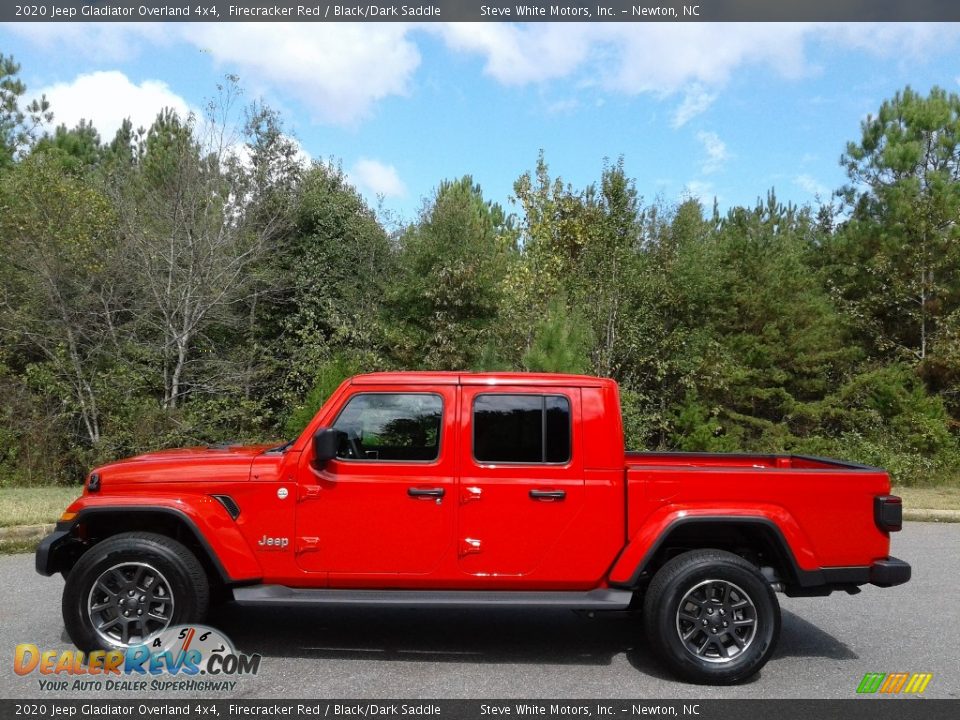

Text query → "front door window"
[332,393,443,462]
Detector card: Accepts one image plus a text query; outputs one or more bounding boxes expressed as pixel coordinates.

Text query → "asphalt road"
[2,523,958,700]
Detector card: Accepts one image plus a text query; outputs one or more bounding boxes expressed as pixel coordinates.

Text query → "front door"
[295,386,457,580]
[457,387,584,580]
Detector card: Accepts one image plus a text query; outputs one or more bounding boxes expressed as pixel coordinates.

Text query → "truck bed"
[622,451,891,570]
[625,451,878,471]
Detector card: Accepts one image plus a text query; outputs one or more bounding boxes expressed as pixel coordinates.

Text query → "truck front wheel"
[62,532,210,652]
[642,549,780,684]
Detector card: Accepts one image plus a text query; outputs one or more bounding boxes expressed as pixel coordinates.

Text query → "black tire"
[642,549,780,684]
[62,532,209,653]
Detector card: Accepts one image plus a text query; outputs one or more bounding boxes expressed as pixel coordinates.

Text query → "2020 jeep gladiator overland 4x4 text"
[37,372,910,684]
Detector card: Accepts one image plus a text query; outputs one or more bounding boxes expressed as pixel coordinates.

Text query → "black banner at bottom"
[0,700,957,720]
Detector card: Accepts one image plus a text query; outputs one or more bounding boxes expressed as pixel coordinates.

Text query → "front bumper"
[35,522,75,576]
[870,555,911,587]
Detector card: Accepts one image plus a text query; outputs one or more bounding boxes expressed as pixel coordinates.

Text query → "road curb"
[903,509,960,523]
[0,523,54,546]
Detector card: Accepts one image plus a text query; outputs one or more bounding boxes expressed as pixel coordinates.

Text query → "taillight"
[874,495,902,532]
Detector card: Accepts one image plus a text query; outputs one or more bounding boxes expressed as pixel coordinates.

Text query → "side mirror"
[312,427,344,468]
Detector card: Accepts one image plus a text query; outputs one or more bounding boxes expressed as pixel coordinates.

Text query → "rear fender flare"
[608,506,821,588]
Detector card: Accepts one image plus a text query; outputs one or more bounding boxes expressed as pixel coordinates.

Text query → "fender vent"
[211,494,241,520]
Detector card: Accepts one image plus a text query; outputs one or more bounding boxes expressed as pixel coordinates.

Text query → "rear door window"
[473,394,571,464]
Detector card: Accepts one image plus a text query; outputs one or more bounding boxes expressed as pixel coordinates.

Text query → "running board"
[232,586,633,610]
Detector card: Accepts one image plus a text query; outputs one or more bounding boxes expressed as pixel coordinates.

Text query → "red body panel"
[616,459,891,577]
[454,385,620,588]
[295,384,459,581]
[65,372,895,590]
[65,491,264,581]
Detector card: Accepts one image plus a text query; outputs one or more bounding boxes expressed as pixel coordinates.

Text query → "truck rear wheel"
[62,532,209,652]
[642,549,780,684]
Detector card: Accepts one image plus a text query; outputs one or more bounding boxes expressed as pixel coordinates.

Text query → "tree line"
[1,55,959,486]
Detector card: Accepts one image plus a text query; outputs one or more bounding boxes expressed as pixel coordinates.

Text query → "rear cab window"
[473,394,571,464]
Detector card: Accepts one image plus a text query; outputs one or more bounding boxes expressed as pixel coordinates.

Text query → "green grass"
[0,537,42,554]
[894,485,960,512]
[0,486,82,528]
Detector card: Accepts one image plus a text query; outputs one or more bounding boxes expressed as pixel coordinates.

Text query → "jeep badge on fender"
[257,535,289,550]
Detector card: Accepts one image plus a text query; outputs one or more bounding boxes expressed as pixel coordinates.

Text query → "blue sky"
[2,22,960,223]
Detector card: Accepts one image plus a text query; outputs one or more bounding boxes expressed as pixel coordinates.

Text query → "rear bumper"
[869,555,911,587]
[786,555,911,596]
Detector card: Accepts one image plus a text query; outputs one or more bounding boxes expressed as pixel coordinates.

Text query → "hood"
[90,444,277,488]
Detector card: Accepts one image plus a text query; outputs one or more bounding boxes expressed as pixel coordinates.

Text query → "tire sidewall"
[63,536,205,653]
[652,558,780,684]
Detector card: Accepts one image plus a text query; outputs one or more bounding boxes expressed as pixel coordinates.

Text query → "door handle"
[408,487,445,498]
[530,489,566,501]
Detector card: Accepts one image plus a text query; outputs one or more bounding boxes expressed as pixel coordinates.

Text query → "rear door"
[457,387,584,579]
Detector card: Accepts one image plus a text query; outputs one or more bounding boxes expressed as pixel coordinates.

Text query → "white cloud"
[546,98,580,115]
[794,173,828,198]
[38,69,314,170]
[39,71,191,141]
[438,23,786,92]
[349,158,406,199]
[434,23,960,95]
[696,131,730,174]
[672,85,717,128]
[602,24,808,94]
[5,23,169,63]
[9,22,421,127]
[289,137,313,167]
[825,23,955,58]
[682,180,715,204]
[230,135,312,174]
[10,22,960,128]
[435,23,592,86]
[181,23,420,126]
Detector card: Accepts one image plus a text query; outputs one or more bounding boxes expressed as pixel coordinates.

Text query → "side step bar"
[233,586,633,610]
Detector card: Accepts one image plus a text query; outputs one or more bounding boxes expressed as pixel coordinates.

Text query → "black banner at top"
[4,1,960,23]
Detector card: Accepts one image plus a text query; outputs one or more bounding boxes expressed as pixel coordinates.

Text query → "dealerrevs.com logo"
[14,625,261,692]
[856,672,933,695]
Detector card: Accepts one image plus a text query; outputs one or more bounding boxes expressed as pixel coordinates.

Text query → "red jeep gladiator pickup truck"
[37,372,910,684]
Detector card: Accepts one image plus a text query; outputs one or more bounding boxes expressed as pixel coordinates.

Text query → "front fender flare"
[38,497,262,583]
